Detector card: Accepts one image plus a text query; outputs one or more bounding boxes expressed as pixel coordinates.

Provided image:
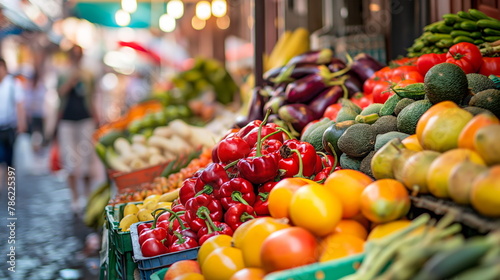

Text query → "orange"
[319,233,365,262]
[324,169,374,218]
[360,179,411,223]
[470,166,500,217]
[367,220,412,241]
[458,113,499,151]
[333,219,368,240]
[401,134,423,151]
[416,101,458,145]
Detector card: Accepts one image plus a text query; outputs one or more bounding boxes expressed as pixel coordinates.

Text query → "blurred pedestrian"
[24,67,48,161]
[56,45,100,215]
[0,58,27,187]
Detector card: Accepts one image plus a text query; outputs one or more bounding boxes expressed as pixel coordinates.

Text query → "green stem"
[255,109,271,157]
[291,149,305,178]
[172,231,186,244]
[240,212,255,222]
[231,192,249,205]
[165,209,188,230]
[195,185,214,197]
[276,126,295,140]
[258,192,269,201]
[198,206,221,232]
[151,208,170,228]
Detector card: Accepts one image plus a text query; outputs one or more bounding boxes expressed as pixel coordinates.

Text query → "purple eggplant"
[271,64,324,85]
[235,87,266,127]
[307,85,346,119]
[350,53,385,82]
[263,66,284,85]
[278,103,316,133]
[328,58,348,73]
[344,73,363,97]
[286,48,334,67]
[264,95,287,114]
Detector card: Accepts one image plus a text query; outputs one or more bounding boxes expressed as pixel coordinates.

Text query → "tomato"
[232,217,290,268]
[479,57,500,76]
[372,81,392,104]
[350,92,373,109]
[289,182,342,237]
[268,178,314,219]
[360,179,411,223]
[445,42,483,74]
[260,227,318,273]
[416,53,447,76]
[391,56,418,66]
[391,65,418,78]
[201,247,245,280]
[229,268,266,280]
[323,103,342,120]
[197,234,233,267]
[362,77,379,95]
[402,71,424,82]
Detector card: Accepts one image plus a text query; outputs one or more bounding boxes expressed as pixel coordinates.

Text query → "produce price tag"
[6,166,16,273]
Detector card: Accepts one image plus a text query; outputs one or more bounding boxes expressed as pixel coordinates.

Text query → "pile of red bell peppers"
[135,114,339,258]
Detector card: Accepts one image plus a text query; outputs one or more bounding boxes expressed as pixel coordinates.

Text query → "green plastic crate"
[150,267,168,280]
[264,253,364,280]
[106,202,143,254]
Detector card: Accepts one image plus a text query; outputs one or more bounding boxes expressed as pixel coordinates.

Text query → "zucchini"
[450,30,473,38]
[484,36,500,42]
[474,39,485,44]
[436,38,454,48]
[453,35,475,44]
[477,19,500,30]
[457,10,475,21]
[460,20,479,31]
[426,33,452,43]
[468,8,493,20]
[437,24,454,34]
[483,27,500,36]
[442,13,460,24]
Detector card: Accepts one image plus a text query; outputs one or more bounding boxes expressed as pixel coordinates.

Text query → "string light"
[191,15,206,30]
[167,0,184,19]
[159,14,176,32]
[115,9,131,26]
[196,1,211,21]
[121,0,137,14]
[211,0,227,17]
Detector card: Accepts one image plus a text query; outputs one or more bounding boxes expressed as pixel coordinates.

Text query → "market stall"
[91,5,500,280]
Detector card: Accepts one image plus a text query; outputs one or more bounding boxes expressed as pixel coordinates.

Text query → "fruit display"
[407,9,500,57]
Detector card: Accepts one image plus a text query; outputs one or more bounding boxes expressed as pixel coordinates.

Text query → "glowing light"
[196,1,211,21]
[159,14,176,32]
[167,0,184,19]
[121,0,137,13]
[115,9,131,26]
[211,0,227,17]
[216,15,230,29]
[191,15,206,30]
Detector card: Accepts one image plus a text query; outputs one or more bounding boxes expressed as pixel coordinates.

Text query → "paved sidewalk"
[0,134,103,280]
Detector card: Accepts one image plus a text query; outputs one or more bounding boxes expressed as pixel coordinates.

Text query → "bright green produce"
[469,88,500,118]
[322,120,356,156]
[397,99,433,134]
[336,106,359,122]
[337,123,376,158]
[424,63,469,104]
[300,117,334,151]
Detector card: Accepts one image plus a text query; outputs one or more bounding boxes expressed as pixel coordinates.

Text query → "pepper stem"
[255,109,271,157]
[290,148,306,178]
[173,231,186,244]
[231,191,249,206]
[240,212,255,223]
[258,192,269,201]
[276,126,295,140]
[167,209,188,231]
[198,206,222,232]
[151,208,170,229]
[195,185,214,197]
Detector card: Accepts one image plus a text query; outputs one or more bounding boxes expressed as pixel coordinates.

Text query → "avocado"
[374,131,410,151]
[322,120,356,156]
[360,103,384,116]
[339,98,362,114]
[466,73,496,94]
[359,151,375,179]
[301,118,334,151]
[337,123,376,158]
[424,63,469,104]
[469,89,500,118]
[462,106,494,116]
[336,107,359,122]
[339,153,362,171]
[371,115,398,135]
[397,99,433,134]
[394,98,415,116]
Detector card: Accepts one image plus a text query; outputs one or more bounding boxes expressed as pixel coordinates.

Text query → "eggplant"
[271,64,324,85]
[307,85,346,119]
[263,66,285,85]
[285,73,328,103]
[286,48,334,67]
[264,95,287,115]
[235,87,266,127]
[278,103,316,133]
[328,58,348,73]
[350,53,385,82]
[344,73,364,97]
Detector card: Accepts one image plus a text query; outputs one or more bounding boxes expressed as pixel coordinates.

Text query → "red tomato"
[260,227,319,273]
[446,42,483,74]
[395,79,419,88]
[416,53,447,76]
[323,103,342,120]
[350,93,373,109]
[391,65,419,78]
[372,81,392,104]
[363,77,379,95]
[403,71,424,82]
[479,57,500,76]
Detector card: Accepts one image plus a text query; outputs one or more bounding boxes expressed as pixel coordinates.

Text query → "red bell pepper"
[138,208,170,246]
[278,139,318,178]
[169,231,199,252]
[218,177,256,210]
[179,177,204,205]
[216,135,251,164]
[195,162,230,199]
[479,57,500,76]
[197,221,234,245]
[253,181,277,216]
[184,194,223,233]
[242,122,285,148]
[137,222,153,236]
[237,120,262,139]
[224,204,257,231]
[248,138,283,163]
[141,238,169,257]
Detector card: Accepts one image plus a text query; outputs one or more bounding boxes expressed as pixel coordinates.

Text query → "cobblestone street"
[0,135,102,280]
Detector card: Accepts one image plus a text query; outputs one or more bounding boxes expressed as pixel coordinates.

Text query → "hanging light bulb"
[121,0,137,14]
[195,1,211,21]
[211,0,227,17]
[191,15,206,30]
[115,9,131,26]
[216,15,230,29]
[159,14,176,32]
[167,0,184,19]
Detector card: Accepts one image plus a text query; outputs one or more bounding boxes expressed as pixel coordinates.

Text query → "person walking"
[56,45,100,215]
[0,58,27,187]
